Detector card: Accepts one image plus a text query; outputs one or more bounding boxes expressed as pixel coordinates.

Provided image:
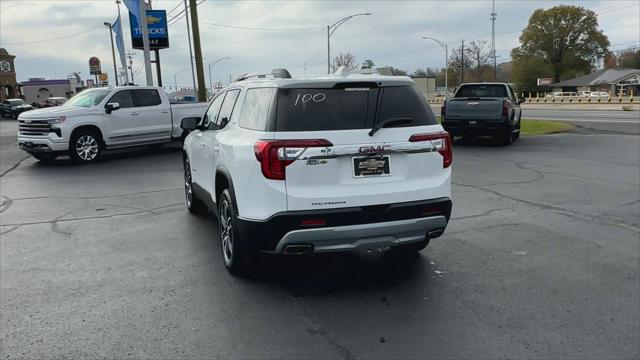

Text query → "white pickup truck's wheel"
[70,130,101,162]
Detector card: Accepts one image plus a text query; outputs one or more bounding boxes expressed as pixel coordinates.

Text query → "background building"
[551,68,640,96]
[0,48,19,101]
[19,77,82,105]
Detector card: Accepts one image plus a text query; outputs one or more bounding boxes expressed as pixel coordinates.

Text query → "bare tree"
[466,40,491,77]
[331,53,359,72]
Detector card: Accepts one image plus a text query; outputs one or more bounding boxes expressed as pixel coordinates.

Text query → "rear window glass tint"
[275,88,371,131]
[238,88,276,131]
[455,85,507,97]
[132,89,162,107]
[377,86,437,126]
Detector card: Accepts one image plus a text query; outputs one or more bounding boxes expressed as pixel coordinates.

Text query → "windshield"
[455,84,507,98]
[274,85,436,131]
[64,89,111,107]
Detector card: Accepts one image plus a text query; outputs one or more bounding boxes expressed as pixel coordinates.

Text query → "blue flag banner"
[113,17,127,74]
[123,0,140,23]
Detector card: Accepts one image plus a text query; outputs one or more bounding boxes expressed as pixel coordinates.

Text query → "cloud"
[0,0,637,87]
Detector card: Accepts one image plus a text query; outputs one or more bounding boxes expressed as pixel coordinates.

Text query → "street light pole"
[326,12,372,74]
[104,22,119,86]
[207,57,230,95]
[174,68,189,94]
[422,36,448,94]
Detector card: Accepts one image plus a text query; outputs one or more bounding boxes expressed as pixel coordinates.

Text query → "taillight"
[254,139,333,180]
[502,100,509,117]
[409,131,452,168]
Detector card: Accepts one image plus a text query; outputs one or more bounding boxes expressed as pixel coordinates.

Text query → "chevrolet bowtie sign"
[129,10,169,50]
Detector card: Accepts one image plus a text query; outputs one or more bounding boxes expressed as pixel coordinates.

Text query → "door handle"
[131,113,140,116]
[160,110,169,114]
[199,142,205,147]
[214,146,219,153]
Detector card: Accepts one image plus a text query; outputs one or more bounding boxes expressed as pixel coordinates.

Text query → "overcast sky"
[0,0,638,89]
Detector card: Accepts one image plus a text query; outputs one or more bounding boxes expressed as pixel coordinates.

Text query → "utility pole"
[189,0,207,102]
[461,40,465,83]
[490,0,497,80]
[183,0,197,95]
[126,52,135,85]
[139,0,153,86]
[104,22,119,86]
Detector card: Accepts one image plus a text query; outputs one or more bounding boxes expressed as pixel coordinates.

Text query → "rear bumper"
[443,119,508,137]
[235,197,452,253]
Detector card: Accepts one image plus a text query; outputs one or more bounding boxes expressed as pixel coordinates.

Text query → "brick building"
[0,48,19,102]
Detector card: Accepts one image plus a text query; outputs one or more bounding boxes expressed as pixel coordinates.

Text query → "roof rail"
[233,68,292,82]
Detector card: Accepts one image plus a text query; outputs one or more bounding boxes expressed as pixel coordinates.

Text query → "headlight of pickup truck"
[48,116,66,124]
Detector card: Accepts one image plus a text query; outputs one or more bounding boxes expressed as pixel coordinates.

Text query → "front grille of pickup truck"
[18,120,55,136]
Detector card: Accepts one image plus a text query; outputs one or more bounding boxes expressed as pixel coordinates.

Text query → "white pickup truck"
[17,86,207,162]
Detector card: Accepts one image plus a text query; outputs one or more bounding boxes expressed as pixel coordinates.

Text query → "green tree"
[512,5,609,83]
[361,59,375,69]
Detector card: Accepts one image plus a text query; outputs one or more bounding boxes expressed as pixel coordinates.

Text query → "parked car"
[590,91,610,98]
[37,97,67,108]
[441,82,522,145]
[181,69,453,274]
[17,86,207,162]
[578,91,591,98]
[1,98,33,119]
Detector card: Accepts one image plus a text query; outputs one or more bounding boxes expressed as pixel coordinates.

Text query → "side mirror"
[180,117,200,130]
[219,117,229,129]
[105,102,120,114]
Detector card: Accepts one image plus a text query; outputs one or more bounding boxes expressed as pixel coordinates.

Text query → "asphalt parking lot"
[1,117,639,359]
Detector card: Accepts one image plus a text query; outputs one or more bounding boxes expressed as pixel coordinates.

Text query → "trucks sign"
[129,10,169,50]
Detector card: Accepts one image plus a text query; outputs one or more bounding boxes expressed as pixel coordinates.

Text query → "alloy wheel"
[220,199,233,266]
[75,135,99,161]
[184,158,193,208]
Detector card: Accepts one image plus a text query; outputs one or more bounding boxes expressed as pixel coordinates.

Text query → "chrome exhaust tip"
[283,244,313,255]
[427,228,445,239]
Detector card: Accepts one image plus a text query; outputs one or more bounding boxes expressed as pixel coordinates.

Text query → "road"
[1,117,639,359]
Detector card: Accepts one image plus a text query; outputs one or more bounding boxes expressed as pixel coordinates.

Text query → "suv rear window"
[275,88,371,131]
[455,84,507,98]
[274,85,435,132]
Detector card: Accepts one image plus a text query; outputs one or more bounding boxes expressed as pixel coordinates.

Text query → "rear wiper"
[369,117,414,137]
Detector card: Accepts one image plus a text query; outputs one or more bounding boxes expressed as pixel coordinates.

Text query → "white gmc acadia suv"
[180,69,452,274]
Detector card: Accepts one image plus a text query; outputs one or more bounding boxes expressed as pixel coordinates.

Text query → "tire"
[500,126,514,146]
[218,188,255,275]
[69,129,101,163]
[183,155,207,215]
[31,153,58,162]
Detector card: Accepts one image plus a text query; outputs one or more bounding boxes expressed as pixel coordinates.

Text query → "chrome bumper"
[274,215,447,253]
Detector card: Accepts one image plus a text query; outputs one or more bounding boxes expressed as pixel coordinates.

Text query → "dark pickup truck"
[441,83,522,145]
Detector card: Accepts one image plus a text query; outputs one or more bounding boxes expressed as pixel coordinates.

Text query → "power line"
[2,27,102,45]
[166,0,183,15]
[167,0,205,26]
[202,22,322,31]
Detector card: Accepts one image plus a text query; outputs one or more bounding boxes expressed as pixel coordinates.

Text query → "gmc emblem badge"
[359,145,391,153]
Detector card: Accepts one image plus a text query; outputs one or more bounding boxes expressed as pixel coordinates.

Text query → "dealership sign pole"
[138,0,153,86]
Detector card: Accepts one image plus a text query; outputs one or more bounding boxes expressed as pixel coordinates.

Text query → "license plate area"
[353,155,391,177]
